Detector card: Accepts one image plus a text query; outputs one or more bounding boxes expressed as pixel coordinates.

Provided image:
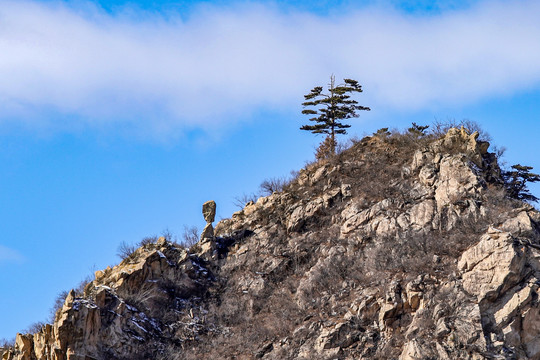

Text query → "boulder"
[202,200,216,223]
[200,223,214,241]
[459,232,527,302]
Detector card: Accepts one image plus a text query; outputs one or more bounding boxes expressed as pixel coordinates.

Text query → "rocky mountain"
[3,127,540,359]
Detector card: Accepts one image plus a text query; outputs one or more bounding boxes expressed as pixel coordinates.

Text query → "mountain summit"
[3,127,540,359]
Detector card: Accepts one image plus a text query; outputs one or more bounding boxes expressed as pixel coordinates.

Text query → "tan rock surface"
[4,128,540,360]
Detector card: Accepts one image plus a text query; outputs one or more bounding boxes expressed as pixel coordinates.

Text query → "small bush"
[373,127,391,137]
[116,284,160,312]
[314,136,337,160]
[22,321,46,335]
[431,119,491,141]
[139,236,159,247]
[0,338,14,349]
[117,234,164,260]
[49,290,70,322]
[233,193,258,209]
[259,177,289,196]
[181,225,199,248]
[407,122,430,137]
[48,274,91,322]
[161,229,176,243]
[117,241,137,260]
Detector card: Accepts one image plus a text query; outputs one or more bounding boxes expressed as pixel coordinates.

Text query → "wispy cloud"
[0,245,24,264]
[1,0,540,136]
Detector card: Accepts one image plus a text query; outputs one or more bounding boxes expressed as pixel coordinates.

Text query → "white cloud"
[0,245,24,264]
[1,0,540,135]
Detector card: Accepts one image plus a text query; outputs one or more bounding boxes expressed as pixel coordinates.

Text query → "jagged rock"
[492,282,535,327]
[14,335,32,360]
[418,164,437,186]
[341,183,352,198]
[315,321,360,353]
[459,231,527,302]
[404,276,425,311]
[409,200,435,230]
[435,154,482,209]
[400,339,424,360]
[501,210,535,237]
[287,196,326,233]
[200,223,214,241]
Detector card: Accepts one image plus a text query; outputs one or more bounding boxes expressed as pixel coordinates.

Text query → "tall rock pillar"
[200,200,216,241]
[199,200,217,259]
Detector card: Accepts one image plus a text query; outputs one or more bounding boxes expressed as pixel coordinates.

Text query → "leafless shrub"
[117,233,164,260]
[314,135,337,160]
[75,275,92,296]
[161,229,175,243]
[49,290,70,322]
[181,225,199,248]
[22,321,46,335]
[116,284,160,312]
[0,338,14,349]
[117,241,137,260]
[492,145,506,160]
[140,235,160,247]
[336,135,361,154]
[259,176,289,195]
[48,273,92,322]
[431,119,491,141]
[233,193,258,209]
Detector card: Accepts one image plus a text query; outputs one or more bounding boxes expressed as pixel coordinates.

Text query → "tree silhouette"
[502,164,540,202]
[301,75,370,156]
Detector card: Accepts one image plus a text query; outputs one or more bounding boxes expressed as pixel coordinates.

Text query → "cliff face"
[3,127,540,360]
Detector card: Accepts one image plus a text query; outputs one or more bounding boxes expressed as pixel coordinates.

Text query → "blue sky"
[1,0,540,339]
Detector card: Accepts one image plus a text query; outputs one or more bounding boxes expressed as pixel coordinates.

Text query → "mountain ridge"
[3,126,540,359]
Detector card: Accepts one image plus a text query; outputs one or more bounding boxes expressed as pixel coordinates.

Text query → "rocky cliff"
[3,127,540,359]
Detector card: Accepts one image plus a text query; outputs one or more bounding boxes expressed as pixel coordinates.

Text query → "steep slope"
[3,127,540,360]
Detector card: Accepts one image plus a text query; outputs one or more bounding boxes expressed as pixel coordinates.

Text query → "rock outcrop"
[200,200,216,241]
[3,127,540,359]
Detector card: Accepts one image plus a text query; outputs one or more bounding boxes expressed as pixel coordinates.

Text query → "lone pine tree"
[503,164,540,202]
[301,75,370,157]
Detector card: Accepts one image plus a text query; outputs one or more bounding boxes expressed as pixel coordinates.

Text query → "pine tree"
[502,164,540,202]
[301,75,370,156]
[408,122,429,137]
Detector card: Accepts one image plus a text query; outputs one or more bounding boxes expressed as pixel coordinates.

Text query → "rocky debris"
[4,128,540,360]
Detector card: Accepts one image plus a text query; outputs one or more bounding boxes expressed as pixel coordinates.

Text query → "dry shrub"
[233,193,258,209]
[22,322,46,335]
[259,176,290,196]
[431,119,491,142]
[0,338,14,350]
[116,234,165,261]
[181,225,199,248]
[116,241,138,260]
[315,135,337,160]
[49,290,70,322]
